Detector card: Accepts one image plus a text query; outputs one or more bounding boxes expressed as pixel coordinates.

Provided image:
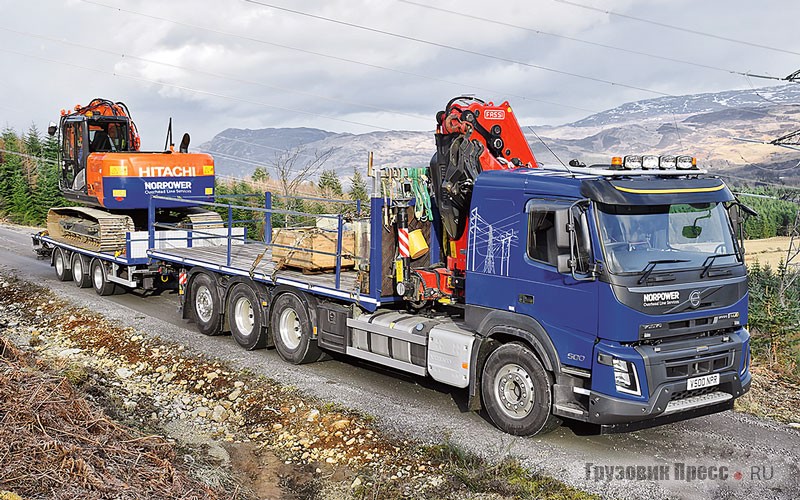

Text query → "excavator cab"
[56,115,132,199]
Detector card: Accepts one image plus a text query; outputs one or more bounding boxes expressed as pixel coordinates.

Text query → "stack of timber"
[272,227,356,272]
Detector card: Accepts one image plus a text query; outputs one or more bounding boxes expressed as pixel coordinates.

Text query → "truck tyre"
[90,258,117,296]
[481,342,561,436]
[271,292,322,364]
[190,273,223,336]
[71,253,91,288]
[227,283,267,350]
[54,248,72,282]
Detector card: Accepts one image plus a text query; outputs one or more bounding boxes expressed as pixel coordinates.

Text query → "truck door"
[514,199,598,370]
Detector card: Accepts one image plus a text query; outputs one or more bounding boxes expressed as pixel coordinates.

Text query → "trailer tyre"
[90,258,117,296]
[54,248,72,282]
[71,253,91,288]
[271,293,322,364]
[228,284,267,350]
[481,343,561,436]
[190,273,223,336]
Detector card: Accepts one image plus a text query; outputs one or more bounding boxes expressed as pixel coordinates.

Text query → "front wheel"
[481,343,561,436]
[271,293,322,364]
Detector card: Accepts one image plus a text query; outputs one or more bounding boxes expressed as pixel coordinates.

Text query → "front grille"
[670,385,718,402]
[664,350,733,378]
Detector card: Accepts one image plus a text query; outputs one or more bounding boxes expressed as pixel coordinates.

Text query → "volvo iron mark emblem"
[689,290,702,308]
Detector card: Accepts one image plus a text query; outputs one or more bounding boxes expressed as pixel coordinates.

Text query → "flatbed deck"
[148,243,377,307]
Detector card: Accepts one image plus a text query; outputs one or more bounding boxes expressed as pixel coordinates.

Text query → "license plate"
[687,373,720,390]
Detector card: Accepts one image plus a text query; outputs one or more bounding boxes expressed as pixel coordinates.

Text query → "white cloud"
[0,0,798,149]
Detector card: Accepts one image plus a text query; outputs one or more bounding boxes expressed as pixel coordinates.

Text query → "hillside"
[199,84,800,184]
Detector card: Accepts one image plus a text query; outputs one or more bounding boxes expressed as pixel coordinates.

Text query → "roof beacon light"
[611,156,623,168]
[659,155,677,170]
[642,155,659,170]
[623,155,642,170]
[676,155,697,170]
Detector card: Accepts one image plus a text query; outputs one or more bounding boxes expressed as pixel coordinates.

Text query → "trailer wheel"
[271,293,322,364]
[227,284,267,350]
[190,273,223,336]
[90,258,117,296]
[71,253,91,288]
[54,248,72,282]
[481,343,561,436]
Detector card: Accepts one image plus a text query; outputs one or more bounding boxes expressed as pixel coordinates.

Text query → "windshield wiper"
[700,253,737,278]
[638,259,690,284]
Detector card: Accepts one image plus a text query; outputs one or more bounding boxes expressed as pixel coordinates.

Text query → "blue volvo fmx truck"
[34,96,752,436]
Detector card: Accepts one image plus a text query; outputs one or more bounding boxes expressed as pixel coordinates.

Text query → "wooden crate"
[272,227,356,272]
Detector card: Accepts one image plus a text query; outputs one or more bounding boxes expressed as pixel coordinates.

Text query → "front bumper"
[586,370,750,431]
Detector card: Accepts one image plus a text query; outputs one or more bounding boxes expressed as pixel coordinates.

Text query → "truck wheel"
[71,253,91,288]
[271,293,322,364]
[227,284,267,350]
[190,273,223,336]
[90,258,117,296]
[481,343,561,436]
[54,248,72,281]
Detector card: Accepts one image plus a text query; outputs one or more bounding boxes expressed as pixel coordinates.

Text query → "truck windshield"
[596,202,739,275]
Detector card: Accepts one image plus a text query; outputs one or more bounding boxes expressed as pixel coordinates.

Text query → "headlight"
[613,358,641,396]
[741,346,750,376]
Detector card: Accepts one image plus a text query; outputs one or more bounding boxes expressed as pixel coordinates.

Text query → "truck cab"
[463,156,751,433]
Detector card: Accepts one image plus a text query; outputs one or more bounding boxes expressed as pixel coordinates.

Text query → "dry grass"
[0,336,224,500]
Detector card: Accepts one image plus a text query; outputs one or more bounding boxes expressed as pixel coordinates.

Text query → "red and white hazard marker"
[398,227,410,258]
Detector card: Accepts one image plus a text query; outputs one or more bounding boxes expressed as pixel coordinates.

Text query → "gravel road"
[2,223,798,500]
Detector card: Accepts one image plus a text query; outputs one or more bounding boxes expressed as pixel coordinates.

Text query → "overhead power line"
[554,0,800,57]
[80,0,596,114]
[397,0,758,78]
[242,0,672,97]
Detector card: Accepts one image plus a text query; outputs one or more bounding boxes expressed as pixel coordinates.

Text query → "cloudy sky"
[1,0,799,149]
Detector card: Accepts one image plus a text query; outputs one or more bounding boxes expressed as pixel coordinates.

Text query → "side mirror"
[555,202,596,281]
[47,121,57,137]
[555,209,571,250]
[179,133,190,153]
[682,225,703,239]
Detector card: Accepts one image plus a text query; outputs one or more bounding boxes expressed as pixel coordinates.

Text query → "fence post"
[356,198,362,217]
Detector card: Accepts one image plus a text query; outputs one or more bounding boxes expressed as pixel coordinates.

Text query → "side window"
[527,210,557,266]
[63,123,76,162]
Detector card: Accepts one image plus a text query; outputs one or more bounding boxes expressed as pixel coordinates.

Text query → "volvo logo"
[689,290,702,308]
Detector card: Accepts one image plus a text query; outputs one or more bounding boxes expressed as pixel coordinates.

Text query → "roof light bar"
[614,154,699,171]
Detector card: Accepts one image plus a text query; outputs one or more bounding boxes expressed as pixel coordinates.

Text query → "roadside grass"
[415,438,599,500]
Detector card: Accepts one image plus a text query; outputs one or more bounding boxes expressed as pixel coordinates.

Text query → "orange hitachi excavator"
[47,98,220,252]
